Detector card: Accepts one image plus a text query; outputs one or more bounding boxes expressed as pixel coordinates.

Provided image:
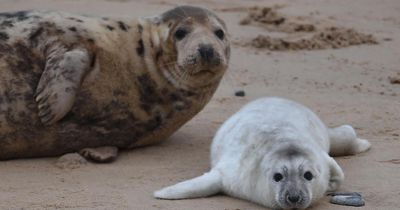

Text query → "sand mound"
[240,6,378,51]
[240,6,315,33]
[251,27,378,51]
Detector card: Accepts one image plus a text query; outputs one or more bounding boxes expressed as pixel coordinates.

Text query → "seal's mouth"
[276,197,310,210]
[191,69,215,76]
[275,190,311,210]
[178,43,226,76]
[179,55,225,76]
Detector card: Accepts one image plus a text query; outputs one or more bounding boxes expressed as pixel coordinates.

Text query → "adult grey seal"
[155,97,370,209]
[0,6,230,162]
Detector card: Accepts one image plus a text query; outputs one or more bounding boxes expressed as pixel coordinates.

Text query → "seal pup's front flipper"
[324,153,345,192]
[35,47,92,125]
[154,170,222,199]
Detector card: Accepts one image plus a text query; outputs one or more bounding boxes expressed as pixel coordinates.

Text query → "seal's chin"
[171,53,227,89]
[191,64,225,75]
[276,199,311,210]
[180,61,226,77]
[171,65,225,90]
[192,69,215,76]
[274,193,311,210]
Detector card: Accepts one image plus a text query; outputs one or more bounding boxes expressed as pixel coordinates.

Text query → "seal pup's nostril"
[287,195,301,203]
[198,44,214,61]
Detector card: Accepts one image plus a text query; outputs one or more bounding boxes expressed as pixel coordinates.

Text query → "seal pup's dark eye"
[175,28,188,41]
[304,171,313,181]
[214,29,224,40]
[273,173,283,182]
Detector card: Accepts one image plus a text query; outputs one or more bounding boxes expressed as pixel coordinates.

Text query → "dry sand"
[0,0,399,209]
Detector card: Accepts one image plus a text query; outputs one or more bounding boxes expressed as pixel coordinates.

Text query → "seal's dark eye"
[175,28,188,41]
[214,29,224,40]
[304,171,313,181]
[273,173,283,182]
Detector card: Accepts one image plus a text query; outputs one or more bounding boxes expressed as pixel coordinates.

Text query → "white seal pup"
[154,97,371,209]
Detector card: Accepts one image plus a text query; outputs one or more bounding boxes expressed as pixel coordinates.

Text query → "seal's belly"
[0,39,197,159]
[0,40,43,127]
[56,79,199,149]
[0,76,198,160]
[0,41,48,159]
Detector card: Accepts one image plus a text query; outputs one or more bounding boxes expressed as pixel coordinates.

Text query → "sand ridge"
[239,6,316,33]
[238,6,378,51]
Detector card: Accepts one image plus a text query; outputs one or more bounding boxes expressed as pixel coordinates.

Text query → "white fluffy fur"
[154,97,371,209]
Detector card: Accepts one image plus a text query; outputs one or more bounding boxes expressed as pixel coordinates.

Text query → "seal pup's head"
[258,143,342,209]
[154,6,230,89]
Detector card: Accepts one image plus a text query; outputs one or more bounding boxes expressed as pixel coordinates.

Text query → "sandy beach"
[0,0,399,209]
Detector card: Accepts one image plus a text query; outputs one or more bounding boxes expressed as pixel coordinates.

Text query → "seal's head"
[260,144,330,209]
[156,6,230,89]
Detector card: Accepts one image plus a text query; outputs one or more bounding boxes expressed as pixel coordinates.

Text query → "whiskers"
[158,59,191,89]
[151,48,226,97]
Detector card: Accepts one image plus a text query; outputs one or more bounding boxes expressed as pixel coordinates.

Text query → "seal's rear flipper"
[154,170,222,200]
[328,125,371,156]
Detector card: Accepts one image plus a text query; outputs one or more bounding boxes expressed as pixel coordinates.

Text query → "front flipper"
[79,146,119,163]
[324,153,345,192]
[35,48,91,125]
[154,170,222,200]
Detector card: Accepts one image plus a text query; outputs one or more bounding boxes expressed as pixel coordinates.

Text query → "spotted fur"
[0,6,230,160]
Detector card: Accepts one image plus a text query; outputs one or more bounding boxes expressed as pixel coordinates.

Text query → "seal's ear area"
[145,15,162,25]
[35,47,91,125]
[154,170,222,200]
[325,155,345,192]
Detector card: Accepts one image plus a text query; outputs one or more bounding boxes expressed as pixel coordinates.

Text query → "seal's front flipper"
[35,48,91,125]
[154,170,222,199]
[324,153,345,192]
[79,146,119,163]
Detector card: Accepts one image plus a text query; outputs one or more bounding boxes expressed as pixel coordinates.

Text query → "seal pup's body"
[0,6,230,161]
[155,97,371,209]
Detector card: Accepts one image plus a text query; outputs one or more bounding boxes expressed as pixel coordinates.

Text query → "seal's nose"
[198,44,214,62]
[287,195,300,203]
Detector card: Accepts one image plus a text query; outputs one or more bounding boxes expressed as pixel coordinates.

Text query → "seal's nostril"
[198,44,214,61]
[288,195,301,203]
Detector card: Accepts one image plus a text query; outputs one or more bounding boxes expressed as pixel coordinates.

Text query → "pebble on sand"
[235,90,246,97]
